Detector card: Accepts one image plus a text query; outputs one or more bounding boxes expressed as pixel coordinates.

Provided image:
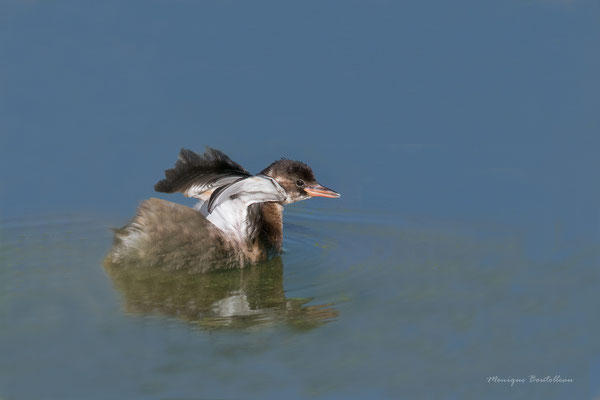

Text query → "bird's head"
[260,159,340,204]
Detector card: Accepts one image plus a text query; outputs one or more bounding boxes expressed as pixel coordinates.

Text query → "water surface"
[1,203,598,399]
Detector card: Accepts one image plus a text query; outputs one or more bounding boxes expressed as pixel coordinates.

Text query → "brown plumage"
[107,198,263,273]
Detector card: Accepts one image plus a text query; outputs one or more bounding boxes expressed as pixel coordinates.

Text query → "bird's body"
[105,147,339,272]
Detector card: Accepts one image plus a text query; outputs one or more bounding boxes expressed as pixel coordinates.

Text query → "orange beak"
[305,184,341,199]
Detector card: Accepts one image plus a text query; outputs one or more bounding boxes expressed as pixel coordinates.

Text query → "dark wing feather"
[154,147,251,199]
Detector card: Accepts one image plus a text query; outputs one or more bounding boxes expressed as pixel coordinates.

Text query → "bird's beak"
[305,184,341,199]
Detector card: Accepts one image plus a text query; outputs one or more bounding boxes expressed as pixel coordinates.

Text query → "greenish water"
[1,206,598,399]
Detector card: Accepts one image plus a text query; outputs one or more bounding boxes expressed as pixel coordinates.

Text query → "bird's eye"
[296,179,305,187]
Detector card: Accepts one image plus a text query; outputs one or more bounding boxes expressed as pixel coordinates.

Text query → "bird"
[105,147,340,273]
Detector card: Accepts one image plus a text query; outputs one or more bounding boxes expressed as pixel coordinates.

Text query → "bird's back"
[105,198,266,273]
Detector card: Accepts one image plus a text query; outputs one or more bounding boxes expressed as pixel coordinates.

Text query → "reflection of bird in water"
[103,256,338,330]
[105,147,340,272]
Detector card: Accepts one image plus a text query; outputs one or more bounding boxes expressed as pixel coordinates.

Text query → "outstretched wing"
[205,175,288,243]
[154,147,251,200]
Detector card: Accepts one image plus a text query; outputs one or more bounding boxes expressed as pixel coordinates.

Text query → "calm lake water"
[1,0,599,399]
[2,197,599,399]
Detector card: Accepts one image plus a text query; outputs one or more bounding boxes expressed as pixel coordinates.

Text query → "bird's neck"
[259,202,284,253]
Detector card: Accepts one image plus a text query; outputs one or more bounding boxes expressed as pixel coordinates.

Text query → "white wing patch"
[183,176,243,199]
[202,175,287,243]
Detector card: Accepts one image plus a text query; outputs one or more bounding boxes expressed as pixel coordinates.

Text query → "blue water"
[1,0,599,399]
